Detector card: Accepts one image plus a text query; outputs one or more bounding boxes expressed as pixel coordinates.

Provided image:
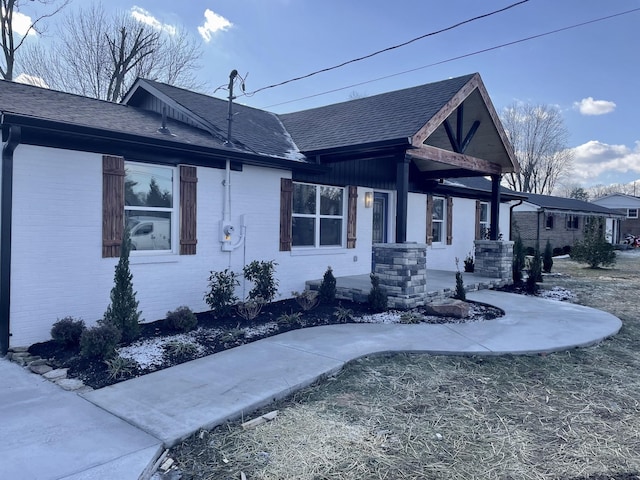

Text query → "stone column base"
[373,243,427,309]
[474,240,514,282]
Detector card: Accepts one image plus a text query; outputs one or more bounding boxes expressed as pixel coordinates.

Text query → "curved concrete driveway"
[83,290,622,450]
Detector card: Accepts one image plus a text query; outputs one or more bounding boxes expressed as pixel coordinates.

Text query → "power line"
[259,7,640,110]
[243,0,530,97]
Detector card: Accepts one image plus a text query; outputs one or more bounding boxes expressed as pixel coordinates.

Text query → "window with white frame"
[292,182,344,248]
[124,162,175,251]
[431,196,445,244]
[628,208,638,219]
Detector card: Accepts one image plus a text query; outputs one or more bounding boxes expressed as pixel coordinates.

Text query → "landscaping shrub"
[102,228,141,343]
[563,245,572,255]
[571,217,616,268]
[164,306,197,333]
[236,299,264,321]
[205,269,239,318]
[105,355,137,381]
[277,312,302,329]
[333,305,353,323]
[292,290,319,311]
[543,239,554,273]
[453,258,466,301]
[318,266,337,303]
[400,312,423,324]
[243,260,279,303]
[512,235,526,284]
[367,274,388,312]
[525,246,535,256]
[80,324,121,360]
[526,246,542,294]
[51,317,86,347]
[463,251,474,273]
[163,341,198,363]
[552,247,564,257]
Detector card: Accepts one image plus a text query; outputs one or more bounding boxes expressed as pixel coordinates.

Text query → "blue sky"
[14,0,640,190]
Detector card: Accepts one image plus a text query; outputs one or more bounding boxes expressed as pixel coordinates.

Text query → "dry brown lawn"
[170,251,640,480]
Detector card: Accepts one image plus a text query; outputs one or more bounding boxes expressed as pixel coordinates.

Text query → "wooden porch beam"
[409,145,502,176]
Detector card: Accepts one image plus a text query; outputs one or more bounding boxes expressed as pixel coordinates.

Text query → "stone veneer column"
[474,240,514,282]
[373,243,427,309]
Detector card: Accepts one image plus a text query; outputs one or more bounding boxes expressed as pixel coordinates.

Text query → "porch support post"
[396,154,410,243]
[490,174,501,240]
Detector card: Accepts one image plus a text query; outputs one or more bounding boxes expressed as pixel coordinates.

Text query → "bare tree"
[18,3,202,101]
[0,0,68,80]
[500,103,573,195]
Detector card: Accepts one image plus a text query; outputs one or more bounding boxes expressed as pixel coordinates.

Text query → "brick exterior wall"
[373,243,427,309]
[512,211,593,252]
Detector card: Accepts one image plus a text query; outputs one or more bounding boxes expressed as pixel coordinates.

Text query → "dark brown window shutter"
[426,194,433,245]
[102,155,125,258]
[446,196,453,245]
[180,165,197,255]
[279,178,293,251]
[347,186,358,249]
[475,200,482,240]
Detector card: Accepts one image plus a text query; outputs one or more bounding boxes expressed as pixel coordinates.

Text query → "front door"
[372,192,388,270]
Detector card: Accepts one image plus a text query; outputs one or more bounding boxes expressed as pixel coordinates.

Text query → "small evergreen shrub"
[292,290,319,311]
[80,324,121,360]
[453,258,466,301]
[318,266,337,304]
[236,299,264,321]
[552,247,564,257]
[103,228,141,343]
[244,260,279,303]
[571,217,616,268]
[205,269,239,318]
[543,240,554,273]
[512,235,526,284]
[525,246,535,256]
[164,306,197,332]
[563,245,572,255]
[368,274,388,312]
[51,317,86,347]
[526,247,542,294]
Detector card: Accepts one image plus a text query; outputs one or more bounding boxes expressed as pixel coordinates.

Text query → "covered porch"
[306,268,508,306]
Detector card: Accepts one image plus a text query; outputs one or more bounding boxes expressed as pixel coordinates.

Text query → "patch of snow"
[355,311,402,324]
[539,286,576,302]
[118,330,203,370]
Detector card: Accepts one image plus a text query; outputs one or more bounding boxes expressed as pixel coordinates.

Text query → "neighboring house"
[0,72,518,350]
[592,193,640,240]
[511,193,623,250]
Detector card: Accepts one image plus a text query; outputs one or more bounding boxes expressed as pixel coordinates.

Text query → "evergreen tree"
[318,266,337,304]
[512,235,526,284]
[102,228,142,342]
[571,217,616,268]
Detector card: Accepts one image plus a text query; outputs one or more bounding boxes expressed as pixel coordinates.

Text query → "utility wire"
[244,0,529,97]
[260,7,640,110]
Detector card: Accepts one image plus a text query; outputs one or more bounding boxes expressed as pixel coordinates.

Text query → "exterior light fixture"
[364,191,373,208]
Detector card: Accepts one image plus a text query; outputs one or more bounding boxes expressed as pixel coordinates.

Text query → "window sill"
[130,253,179,265]
[290,248,346,256]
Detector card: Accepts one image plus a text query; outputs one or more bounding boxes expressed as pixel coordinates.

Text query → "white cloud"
[130,6,176,35]
[574,97,616,116]
[11,11,36,37]
[15,73,49,88]
[570,140,640,182]
[198,9,232,42]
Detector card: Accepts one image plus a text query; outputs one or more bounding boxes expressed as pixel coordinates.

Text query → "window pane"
[125,210,171,250]
[432,198,444,221]
[125,165,173,208]
[320,218,342,246]
[293,184,316,214]
[292,217,315,246]
[320,186,343,215]
[432,222,442,243]
[480,203,488,222]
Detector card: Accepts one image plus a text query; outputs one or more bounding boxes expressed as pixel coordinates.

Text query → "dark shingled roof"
[136,79,303,159]
[0,79,229,150]
[278,74,476,152]
[524,192,620,215]
[446,176,525,198]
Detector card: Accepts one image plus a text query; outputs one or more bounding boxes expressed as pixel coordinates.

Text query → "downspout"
[509,199,523,240]
[1,124,21,355]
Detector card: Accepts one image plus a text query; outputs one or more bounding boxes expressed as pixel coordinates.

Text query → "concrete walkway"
[1,290,622,479]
